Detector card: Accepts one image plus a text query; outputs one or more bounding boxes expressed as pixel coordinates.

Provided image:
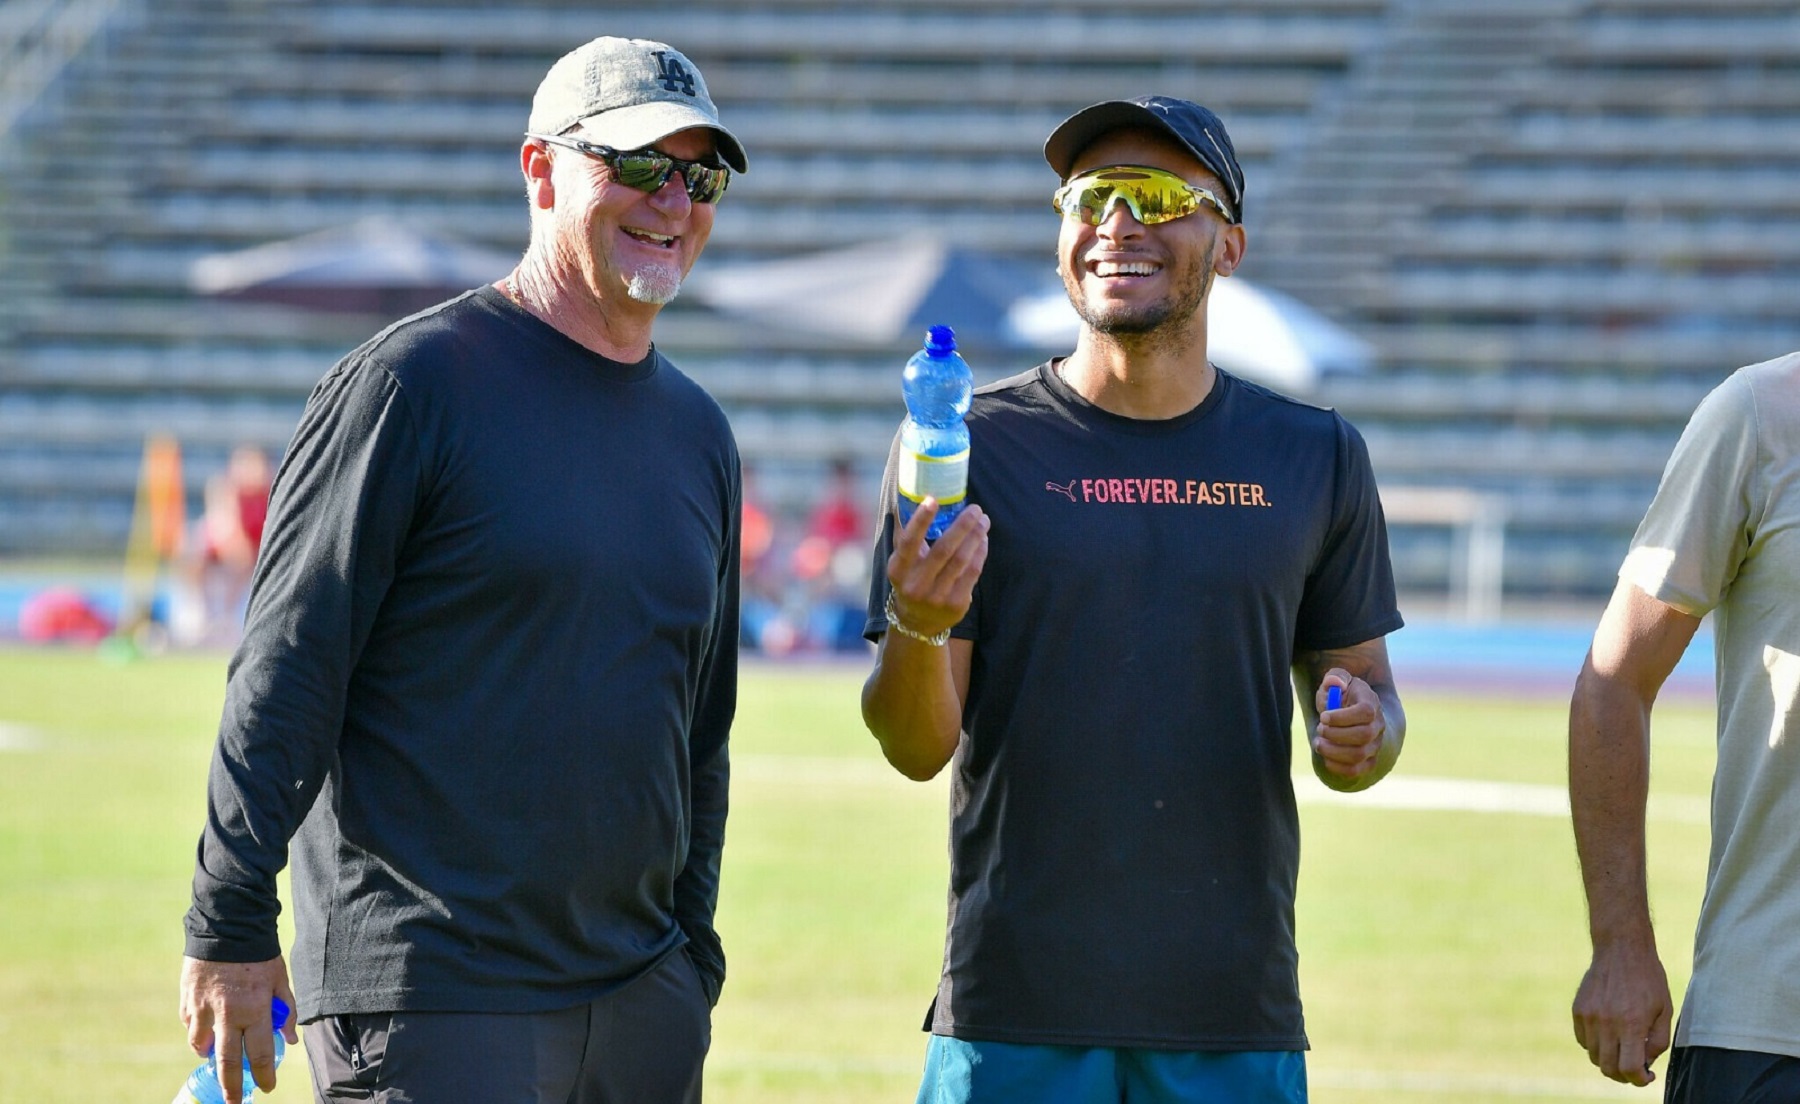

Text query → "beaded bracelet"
[884,590,951,646]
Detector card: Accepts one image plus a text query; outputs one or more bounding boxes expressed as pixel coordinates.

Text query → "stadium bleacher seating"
[2,0,1797,602]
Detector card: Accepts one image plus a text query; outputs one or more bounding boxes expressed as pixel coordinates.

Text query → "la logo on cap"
[654,52,697,97]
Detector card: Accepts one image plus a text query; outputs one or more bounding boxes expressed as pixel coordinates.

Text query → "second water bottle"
[172,996,290,1104]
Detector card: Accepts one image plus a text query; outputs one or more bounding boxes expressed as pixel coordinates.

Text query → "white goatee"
[627,264,683,305]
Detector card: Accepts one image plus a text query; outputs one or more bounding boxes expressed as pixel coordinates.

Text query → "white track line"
[1298,774,1709,824]
[0,721,43,750]
[1311,1066,1644,1098]
[734,756,1710,824]
[708,1054,1643,1098]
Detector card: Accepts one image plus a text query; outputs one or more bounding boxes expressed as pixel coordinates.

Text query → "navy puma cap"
[1044,95,1245,223]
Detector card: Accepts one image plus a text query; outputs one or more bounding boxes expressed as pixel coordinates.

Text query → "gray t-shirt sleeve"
[1620,369,1758,617]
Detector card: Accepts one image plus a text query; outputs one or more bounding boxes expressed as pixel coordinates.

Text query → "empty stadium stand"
[2,0,1797,603]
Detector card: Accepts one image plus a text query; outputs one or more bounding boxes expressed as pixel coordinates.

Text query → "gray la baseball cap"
[528,37,748,173]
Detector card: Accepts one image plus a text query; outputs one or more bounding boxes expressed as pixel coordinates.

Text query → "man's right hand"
[180,955,299,1104]
[1571,939,1673,1086]
[884,497,988,639]
[861,497,988,781]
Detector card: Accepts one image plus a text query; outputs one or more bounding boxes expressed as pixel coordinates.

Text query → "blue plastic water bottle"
[173,997,289,1104]
[896,325,973,540]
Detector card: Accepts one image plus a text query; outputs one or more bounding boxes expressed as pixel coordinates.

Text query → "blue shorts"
[917,1035,1307,1104]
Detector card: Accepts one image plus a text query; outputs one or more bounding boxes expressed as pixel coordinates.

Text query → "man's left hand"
[1312,670,1385,779]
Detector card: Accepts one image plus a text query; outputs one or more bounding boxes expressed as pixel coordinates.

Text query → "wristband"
[884,590,951,646]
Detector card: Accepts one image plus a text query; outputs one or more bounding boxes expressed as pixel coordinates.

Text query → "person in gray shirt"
[1571,353,1800,1099]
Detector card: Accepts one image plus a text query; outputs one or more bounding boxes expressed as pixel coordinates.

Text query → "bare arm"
[1569,579,1700,1087]
[861,500,987,780]
[1292,636,1405,792]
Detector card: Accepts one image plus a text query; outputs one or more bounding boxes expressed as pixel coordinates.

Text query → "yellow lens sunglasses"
[1052,165,1236,227]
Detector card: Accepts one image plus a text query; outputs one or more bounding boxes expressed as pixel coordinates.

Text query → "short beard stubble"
[1064,239,1217,339]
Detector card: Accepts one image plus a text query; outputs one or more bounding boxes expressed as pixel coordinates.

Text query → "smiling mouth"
[1094,261,1158,278]
[625,228,676,249]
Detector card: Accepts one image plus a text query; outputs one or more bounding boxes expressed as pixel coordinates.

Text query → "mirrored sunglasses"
[1052,165,1235,227]
[526,132,731,205]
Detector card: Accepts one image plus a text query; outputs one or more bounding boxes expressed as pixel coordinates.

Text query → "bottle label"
[898,448,969,505]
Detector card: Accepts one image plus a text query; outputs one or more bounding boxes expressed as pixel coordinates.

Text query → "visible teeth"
[628,229,674,245]
[1097,262,1156,277]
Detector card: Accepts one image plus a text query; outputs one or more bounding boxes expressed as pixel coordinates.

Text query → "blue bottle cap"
[203,996,290,1056]
[924,325,956,354]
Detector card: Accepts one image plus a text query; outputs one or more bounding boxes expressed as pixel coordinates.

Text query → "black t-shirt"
[868,363,1402,1050]
[185,287,740,1018]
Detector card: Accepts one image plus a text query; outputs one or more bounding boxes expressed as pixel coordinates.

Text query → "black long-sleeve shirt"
[184,287,739,1018]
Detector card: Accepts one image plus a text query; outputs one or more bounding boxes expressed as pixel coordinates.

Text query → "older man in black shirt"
[179,36,745,1104]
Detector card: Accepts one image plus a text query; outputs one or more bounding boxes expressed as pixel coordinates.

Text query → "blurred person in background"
[793,458,869,651]
[177,36,745,1104]
[170,443,272,648]
[803,457,867,550]
[1570,352,1800,1099]
[861,96,1406,1104]
[738,462,786,651]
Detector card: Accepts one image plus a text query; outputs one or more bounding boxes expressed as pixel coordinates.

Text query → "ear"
[521,141,555,211]
[1213,224,1248,277]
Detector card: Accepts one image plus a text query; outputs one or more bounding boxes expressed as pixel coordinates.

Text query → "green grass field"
[0,647,1715,1103]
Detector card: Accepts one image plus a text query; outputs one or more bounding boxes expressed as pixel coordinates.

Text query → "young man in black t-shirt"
[863,96,1407,1104]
